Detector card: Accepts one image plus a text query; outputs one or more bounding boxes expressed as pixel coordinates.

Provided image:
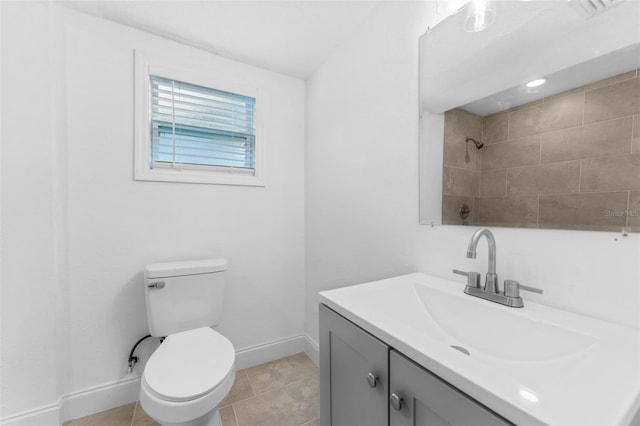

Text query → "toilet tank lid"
[145,259,227,279]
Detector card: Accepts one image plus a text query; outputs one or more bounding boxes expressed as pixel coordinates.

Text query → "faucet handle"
[452,269,481,288]
[504,280,543,297]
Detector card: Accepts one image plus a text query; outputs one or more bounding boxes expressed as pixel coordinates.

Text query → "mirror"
[419,1,640,232]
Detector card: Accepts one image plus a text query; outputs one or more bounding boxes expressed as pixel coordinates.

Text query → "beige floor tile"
[222,370,255,407]
[64,354,319,426]
[234,374,319,426]
[221,405,239,426]
[246,353,317,394]
[63,403,135,426]
[131,402,160,426]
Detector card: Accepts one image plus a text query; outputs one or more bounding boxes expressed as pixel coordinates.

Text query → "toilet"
[139,259,236,426]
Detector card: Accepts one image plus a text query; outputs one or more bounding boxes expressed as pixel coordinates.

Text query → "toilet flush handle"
[148,281,165,289]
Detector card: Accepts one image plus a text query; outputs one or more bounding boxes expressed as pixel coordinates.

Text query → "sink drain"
[450,345,470,356]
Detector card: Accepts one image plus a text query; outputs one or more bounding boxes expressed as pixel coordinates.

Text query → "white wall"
[1,1,64,418]
[305,1,436,346]
[1,2,305,422]
[305,0,640,349]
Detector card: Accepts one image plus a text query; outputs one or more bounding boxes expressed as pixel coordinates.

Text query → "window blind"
[150,75,256,173]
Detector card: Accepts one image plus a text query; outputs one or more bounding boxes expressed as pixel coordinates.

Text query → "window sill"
[134,167,265,187]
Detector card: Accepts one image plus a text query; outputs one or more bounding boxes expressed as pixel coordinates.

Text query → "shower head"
[465,137,484,150]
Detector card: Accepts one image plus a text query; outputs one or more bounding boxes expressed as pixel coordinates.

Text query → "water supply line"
[127,334,152,374]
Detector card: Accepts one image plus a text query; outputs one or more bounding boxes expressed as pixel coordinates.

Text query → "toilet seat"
[143,327,235,402]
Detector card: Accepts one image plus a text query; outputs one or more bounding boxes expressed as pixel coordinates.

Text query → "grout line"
[538,135,542,165]
[578,160,582,193]
[129,401,138,426]
[243,369,257,399]
[631,115,636,154]
[231,403,240,426]
[581,91,585,127]
[626,191,631,229]
[229,371,320,426]
[504,168,508,197]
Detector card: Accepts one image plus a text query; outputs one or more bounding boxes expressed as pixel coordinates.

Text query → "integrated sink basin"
[319,272,640,426]
[413,283,597,363]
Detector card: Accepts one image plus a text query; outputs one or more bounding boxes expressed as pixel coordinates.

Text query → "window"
[135,51,263,186]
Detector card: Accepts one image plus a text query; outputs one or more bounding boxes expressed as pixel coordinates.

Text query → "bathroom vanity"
[319,273,640,426]
[320,304,511,426]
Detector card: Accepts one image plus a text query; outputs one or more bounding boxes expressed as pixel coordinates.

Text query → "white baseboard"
[61,376,141,422]
[304,333,319,367]
[1,333,310,425]
[0,402,60,426]
[0,377,140,426]
[234,333,306,370]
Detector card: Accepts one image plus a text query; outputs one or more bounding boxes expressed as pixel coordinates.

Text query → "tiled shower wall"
[442,69,640,231]
[442,109,482,225]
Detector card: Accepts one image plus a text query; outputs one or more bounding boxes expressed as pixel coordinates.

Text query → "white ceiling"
[57,0,381,79]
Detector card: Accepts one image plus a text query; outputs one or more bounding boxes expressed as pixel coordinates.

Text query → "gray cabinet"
[389,350,512,426]
[320,304,513,426]
[320,304,388,426]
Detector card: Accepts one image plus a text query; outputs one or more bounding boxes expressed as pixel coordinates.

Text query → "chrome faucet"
[453,228,543,308]
[466,228,498,293]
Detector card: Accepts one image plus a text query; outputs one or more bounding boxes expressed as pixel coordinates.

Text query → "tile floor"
[64,352,319,426]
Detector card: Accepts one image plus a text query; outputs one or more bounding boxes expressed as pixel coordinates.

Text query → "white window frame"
[134,50,265,186]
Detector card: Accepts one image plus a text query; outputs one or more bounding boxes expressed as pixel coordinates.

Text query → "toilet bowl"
[140,327,236,426]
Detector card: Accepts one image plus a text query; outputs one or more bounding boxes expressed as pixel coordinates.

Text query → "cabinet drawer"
[389,350,512,426]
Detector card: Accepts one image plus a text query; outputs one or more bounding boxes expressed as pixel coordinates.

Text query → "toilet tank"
[144,259,227,337]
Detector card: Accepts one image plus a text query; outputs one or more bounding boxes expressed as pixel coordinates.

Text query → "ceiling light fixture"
[436,0,498,32]
[526,78,547,88]
[464,0,497,32]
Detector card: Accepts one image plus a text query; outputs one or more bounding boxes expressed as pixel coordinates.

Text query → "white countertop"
[319,272,640,426]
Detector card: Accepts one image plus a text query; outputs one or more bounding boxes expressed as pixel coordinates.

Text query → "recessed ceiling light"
[519,388,539,403]
[526,78,547,88]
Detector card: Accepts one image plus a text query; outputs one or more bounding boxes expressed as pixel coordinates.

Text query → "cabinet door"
[389,350,513,426]
[320,304,388,426]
